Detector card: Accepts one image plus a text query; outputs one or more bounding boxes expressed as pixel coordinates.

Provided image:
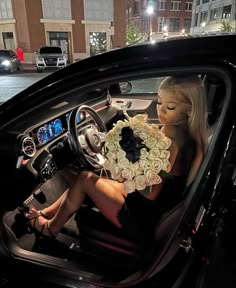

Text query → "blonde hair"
[158,75,208,154]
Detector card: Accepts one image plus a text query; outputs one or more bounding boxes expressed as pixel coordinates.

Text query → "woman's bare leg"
[41,191,68,219]
[31,171,127,236]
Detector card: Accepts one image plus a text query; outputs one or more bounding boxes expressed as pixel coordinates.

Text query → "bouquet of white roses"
[102,114,172,194]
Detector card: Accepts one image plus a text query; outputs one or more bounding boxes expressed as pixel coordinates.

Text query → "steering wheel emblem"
[93,134,100,146]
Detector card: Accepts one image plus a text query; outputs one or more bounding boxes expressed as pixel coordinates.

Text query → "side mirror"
[119,82,132,94]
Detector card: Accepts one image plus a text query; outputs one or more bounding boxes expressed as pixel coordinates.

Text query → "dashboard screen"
[36,119,63,145]
[66,111,85,124]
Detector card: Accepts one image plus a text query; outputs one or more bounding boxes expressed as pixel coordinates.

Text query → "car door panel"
[112,96,158,122]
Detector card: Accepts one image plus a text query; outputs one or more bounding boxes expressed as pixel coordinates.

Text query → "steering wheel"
[68,105,107,170]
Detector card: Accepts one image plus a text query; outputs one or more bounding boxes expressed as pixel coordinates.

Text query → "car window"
[39,47,62,54]
[0,50,10,57]
[119,77,165,94]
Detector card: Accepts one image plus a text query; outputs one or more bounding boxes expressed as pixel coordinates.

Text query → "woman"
[25,75,208,241]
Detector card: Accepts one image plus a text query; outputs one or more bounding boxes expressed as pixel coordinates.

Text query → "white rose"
[162,159,171,172]
[149,159,163,174]
[110,166,123,180]
[117,149,126,159]
[148,148,161,160]
[133,114,147,122]
[106,142,119,152]
[139,159,148,170]
[122,167,135,180]
[140,148,149,159]
[144,137,157,149]
[130,162,143,176]
[118,157,130,169]
[103,159,113,170]
[149,175,162,185]
[114,120,126,130]
[157,137,172,149]
[106,151,117,161]
[138,131,148,140]
[124,180,136,193]
[144,168,158,183]
[135,175,146,191]
[159,150,170,159]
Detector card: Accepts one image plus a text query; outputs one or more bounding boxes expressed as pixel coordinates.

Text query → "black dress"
[117,175,187,247]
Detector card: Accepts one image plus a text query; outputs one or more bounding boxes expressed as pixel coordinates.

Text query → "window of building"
[170,1,181,11]
[42,0,71,19]
[141,15,149,34]
[2,32,14,50]
[222,5,231,19]
[196,0,200,5]
[185,2,192,11]
[84,0,113,21]
[89,32,107,56]
[210,8,219,21]
[184,18,191,32]
[0,0,13,19]
[200,11,208,23]
[159,1,166,11]
[133,0,140,16]
[157,17,165,32]
[194,13,198,26]
[169,18,180,32]
[202,0,209,4]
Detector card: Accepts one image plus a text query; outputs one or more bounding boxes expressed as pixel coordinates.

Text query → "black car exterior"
[0,49,21,73]
[0,34,236,288]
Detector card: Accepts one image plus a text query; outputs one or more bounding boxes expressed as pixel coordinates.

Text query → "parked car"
[0,49,21,73]
[35,46,67,72]
[0,34,236,288]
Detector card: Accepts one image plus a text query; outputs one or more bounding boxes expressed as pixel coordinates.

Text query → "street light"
[201,22,206,34]
[147,6,154,41]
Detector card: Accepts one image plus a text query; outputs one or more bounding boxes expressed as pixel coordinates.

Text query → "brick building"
[191,0,236,35]
[126,0,193,40]
[0,0,126,64]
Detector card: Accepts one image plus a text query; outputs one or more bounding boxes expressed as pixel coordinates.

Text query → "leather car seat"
[75,201,185,270]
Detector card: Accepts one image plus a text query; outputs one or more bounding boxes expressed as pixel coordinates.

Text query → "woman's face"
[157,89,190,125]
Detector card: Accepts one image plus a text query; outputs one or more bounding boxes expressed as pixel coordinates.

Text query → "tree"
[126,22,141,45]
[220,20,233,32]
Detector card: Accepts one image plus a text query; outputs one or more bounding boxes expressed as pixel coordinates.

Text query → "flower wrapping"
[102,114,172,193]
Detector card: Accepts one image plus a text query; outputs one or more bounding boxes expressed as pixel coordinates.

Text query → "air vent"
[21,137,36,158]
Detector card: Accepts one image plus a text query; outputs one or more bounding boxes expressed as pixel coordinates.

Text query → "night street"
[0,70,51,102]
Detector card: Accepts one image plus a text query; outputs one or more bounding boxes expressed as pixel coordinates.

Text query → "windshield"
[0,50,10,57]
[39,47,62,54]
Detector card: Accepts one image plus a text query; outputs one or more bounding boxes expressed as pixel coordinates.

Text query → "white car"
[35,46,67,72]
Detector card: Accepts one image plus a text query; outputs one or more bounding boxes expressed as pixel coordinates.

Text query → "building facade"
[190,0,236,35]
[0,0,126,64]
[126,0,193,41]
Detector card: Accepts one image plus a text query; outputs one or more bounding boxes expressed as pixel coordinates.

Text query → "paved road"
[0,71,51,103]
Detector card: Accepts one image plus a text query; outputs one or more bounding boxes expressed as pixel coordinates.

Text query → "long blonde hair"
[158,75,208,154]
[159,76,208,185]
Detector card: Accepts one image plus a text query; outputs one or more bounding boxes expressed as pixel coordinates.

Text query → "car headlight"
[2,60,10,66]
[37,56,43,61]
[58,57,64,61]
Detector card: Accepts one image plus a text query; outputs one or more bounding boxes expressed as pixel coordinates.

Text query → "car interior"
[1,66,230,286]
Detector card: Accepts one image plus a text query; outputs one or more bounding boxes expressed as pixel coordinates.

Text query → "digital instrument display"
[66,111,85,124]
[36,119,63,145]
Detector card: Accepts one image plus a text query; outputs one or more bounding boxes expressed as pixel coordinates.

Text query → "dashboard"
[31,111,85,148]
